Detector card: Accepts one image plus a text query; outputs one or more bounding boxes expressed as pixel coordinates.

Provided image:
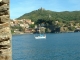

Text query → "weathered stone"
[0,23,9,28]
[0,10,9,16]
[0,37,10,42]
[0,0,12,60]
[0,15,9,23]
[2,0,9,4]
[0,0,9,4]
[60,27,68,32]
[0,55,5,60]
[0,41,10,47]
[0,48,11,54]
[0,55,11,60]
[0,27,10,34]
[0,44,10,48]
[0,4,9,12]
[0,0,2,2]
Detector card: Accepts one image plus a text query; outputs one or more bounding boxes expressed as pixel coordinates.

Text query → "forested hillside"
[17,8,80,23]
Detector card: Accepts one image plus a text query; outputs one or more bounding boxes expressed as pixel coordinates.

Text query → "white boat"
[35,24,46,39]
[35,34,46,39]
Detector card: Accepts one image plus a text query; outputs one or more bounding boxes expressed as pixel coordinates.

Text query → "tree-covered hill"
[17,8,80,23]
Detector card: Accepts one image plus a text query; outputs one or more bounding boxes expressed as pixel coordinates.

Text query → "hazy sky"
[10,0,80,19]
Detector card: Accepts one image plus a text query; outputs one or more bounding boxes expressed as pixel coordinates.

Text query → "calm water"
[12,33,80,60]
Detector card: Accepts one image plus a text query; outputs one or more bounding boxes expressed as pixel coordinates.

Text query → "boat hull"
[35,36,46,39]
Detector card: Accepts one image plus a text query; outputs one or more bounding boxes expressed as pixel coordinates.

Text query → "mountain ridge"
[17,8,80,22]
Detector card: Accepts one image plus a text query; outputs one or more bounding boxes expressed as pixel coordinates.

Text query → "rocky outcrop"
[60,27,68,32]
[0,0,12,60]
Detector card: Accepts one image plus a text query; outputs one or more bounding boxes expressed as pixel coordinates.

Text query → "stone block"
[0,36,10,42]
[0,0,2,2]
[0,15,9,23]
[0,4,9,12]
[0,10,9,16]
[0,48,11,55]
[2,0,9,4]
[0,27,10,33]
[0,23,9,28]
[0,45,10,49]
[0,55,10,60]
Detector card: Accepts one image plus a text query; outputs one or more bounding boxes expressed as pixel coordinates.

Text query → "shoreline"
[12,31,80,36]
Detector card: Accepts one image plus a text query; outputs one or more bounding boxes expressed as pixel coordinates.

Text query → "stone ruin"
[0,0,12,60]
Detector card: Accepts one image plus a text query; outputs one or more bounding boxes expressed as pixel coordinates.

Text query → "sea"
[12,32,80,60]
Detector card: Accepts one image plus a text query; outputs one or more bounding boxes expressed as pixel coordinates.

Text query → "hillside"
[17,8,80,22]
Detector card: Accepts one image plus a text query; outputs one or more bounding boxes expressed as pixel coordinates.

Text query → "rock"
[60,27,68,32]
[0,4,9,12]
[0,55,10,60]
[0,0,2,2]
[0,15,9,23]
[2,0,9,4]
[0,45,10,49]
[0,37,10,42]
[0,23,9,28]
[0,10,9,16]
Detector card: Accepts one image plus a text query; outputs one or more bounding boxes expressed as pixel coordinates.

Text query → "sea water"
[12,32,80,60]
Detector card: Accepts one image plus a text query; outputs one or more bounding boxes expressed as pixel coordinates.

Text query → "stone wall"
[0,0,12,60]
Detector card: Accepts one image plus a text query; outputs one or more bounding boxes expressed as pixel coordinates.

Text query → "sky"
[10,0,80,19]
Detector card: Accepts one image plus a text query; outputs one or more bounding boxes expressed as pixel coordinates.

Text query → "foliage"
[17,8,80,23]
[68,27,75,31]
[29,24,35,28]
[16,8,80,33]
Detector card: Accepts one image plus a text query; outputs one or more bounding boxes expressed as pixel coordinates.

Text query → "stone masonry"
[0,0,12,60]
